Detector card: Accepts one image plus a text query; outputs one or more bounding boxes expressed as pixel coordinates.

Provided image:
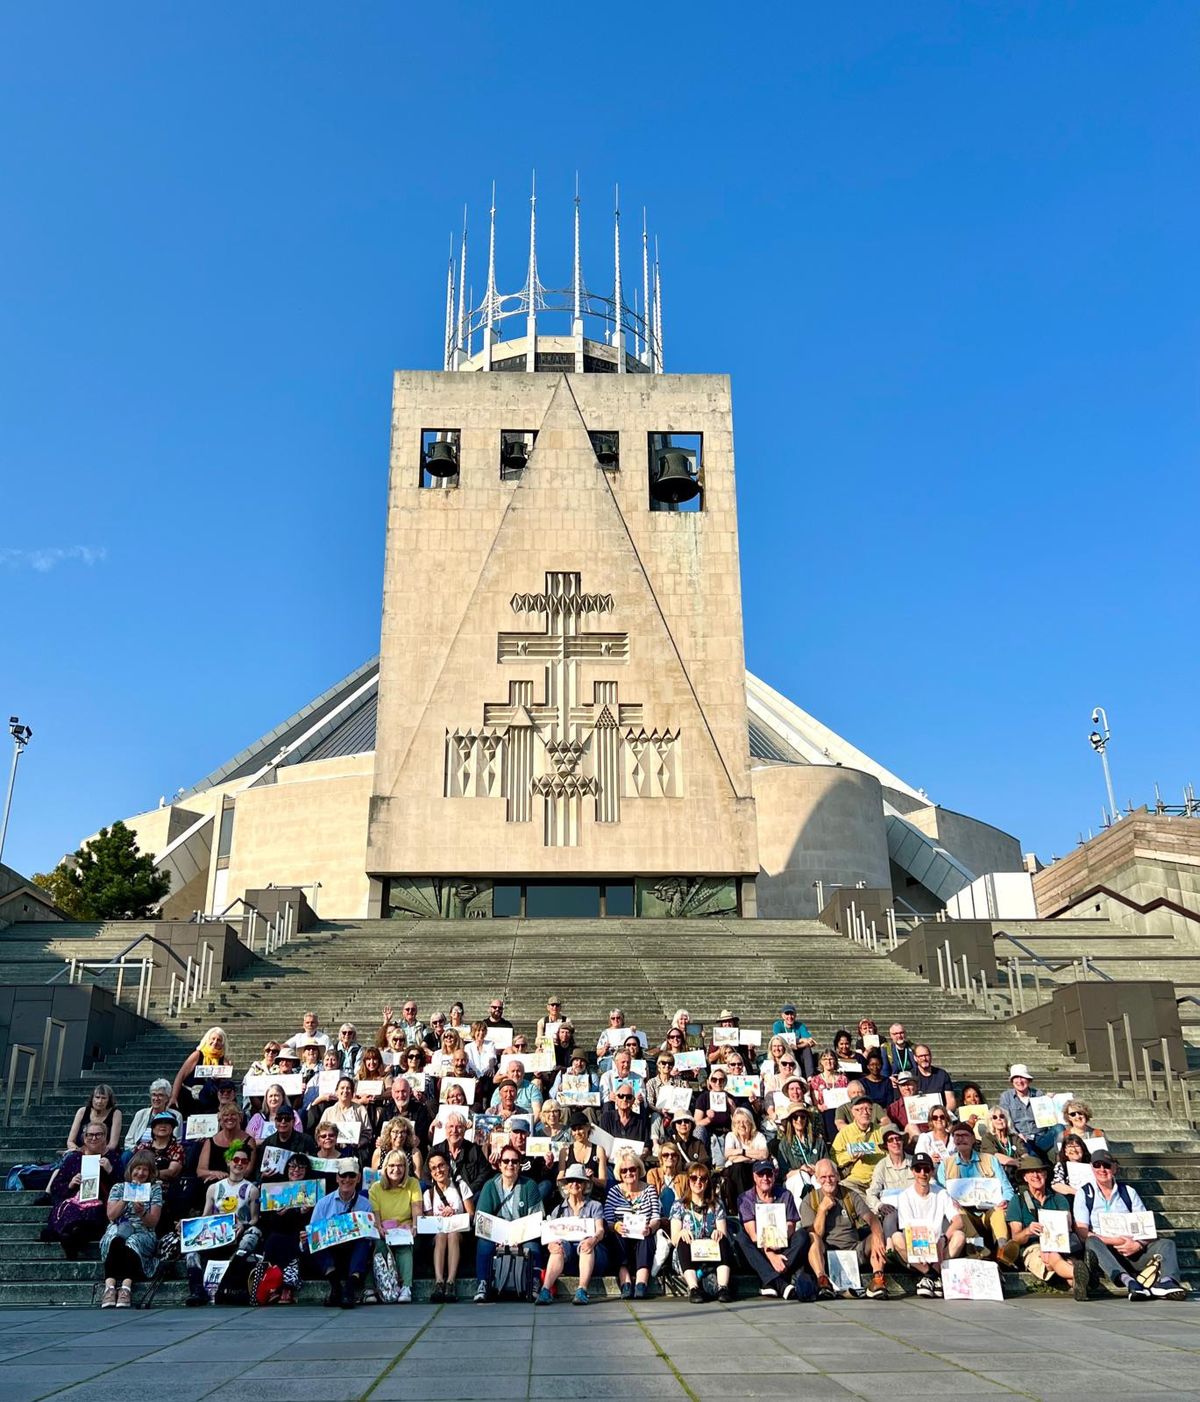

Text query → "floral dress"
[99,1181,164,1277]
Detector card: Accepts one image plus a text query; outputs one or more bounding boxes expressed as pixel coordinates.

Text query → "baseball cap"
[896,1071,915,1085]
[1090,1151,1116,1168]
[505,1116,531,1134]
[911,1153,935,1172]
[781,1003,797,1014]
[751,1159,775,1175]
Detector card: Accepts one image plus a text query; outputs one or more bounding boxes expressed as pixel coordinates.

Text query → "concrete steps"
[3,915,1200,1303]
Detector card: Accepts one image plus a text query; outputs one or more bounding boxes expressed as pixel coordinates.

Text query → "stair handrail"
[44,931,190,983]
[994,931,1115,982]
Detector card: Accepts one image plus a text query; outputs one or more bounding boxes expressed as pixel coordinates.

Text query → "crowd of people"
[34,998,1191,1309]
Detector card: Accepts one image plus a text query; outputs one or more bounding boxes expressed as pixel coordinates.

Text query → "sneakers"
[931,1274,944,1297]
[815,1275,834,1301]
[473,1280,489,1304]
[185,1290,209,1308]
[430,1281,445,1304]
[688,1286,705,1304]
[444,1283,458,1304]
[535,1287,553,1306]
[716,1286,733,1303]
[116,1286,132,1309]
[1072,1258,1091,1302]
[633,1282,647,1300]
[781,1283,797,1301]
[915,1275,937,1298]
[1125,1276,1153,1302]
[398,1285,412,1304]
[620,1282,633,1300]
[573,1287,589,1306]
[865,1272,888,1300]
[1150,1278,1190,1301]
[100,1285,117,1309]
[759,1286,779,1298]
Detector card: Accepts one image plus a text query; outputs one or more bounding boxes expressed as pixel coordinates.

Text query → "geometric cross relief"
[444,570,682,847]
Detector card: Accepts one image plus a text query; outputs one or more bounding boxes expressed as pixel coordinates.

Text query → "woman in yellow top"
[368,1150,423,1303]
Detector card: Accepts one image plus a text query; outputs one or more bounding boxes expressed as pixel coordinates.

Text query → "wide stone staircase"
[3,917,1200,1305]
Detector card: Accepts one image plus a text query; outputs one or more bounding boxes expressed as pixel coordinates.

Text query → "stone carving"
[636,877,737,919]
[387,877,494,920]
[444,570,681,846]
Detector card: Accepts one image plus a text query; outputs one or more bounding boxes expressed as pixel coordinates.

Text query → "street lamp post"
[1088,706,1120,826]
[0,717,34,867]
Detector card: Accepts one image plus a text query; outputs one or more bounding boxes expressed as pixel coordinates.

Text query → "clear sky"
[2,3,1197,878]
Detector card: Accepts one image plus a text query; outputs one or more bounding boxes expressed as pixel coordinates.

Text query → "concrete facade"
[367,371,758,890]
[752,764,891,918]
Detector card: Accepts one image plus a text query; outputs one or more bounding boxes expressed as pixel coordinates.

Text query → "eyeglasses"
[709,1077,727,1085]
[1068,1111,1087,1119]
[688,1172,709,1182]
[619,1168,639,1176]
[930,1114,949,1122]
[913,1166,934,1174]
[500,1158,520,1166]
[752,1168,775,1177]
[615,1095,633,1103]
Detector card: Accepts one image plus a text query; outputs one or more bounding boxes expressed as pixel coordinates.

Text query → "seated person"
[831,1096,888,1189]
[183,1144,261,1306]
[733,1158,813,1300]
[671,1160,735,1303]
[891,1151,964,1297]
[1060,1099,1105,1146]
[771,1102,826,1197]
[549,1049,598,1103]
[1051,1133,1091,1199]
[97,1151,162,1308]
[439,1109,492,1197]
[603,1152,663,1301]
[721,1106,769,1205]
[309,1159,373,1309]
[1005,1155,1088,1296]
[599,1049,645,1109]
[858,1051,893,1111]
[316,1076,372,1156]
[258,1106,317,1181]
[914,1108,956,1167]
[43,1123,116,1258]
[772,1003,817,1079]
[258,1153,318,1305]
[284,1011,332,1052]
[596,1008,641,1059]
[368,1149,423,1303]
[978,1106,1025,1179]
[500,1116,555,1202]
[1073,1152,1189,1301]
[660,1108,709,1171]
[473,1147,545,1303]
[540,1163,606,1305]
[247,1083,304,1142]
[123,1080,180,1150]
[832,1030,864,1078]
[956,1083,989,1136]
[380,1076,431,1151]
[865,1127,913,1240]
[885,1071,923,1144]
[488,1062,544,1119]
[800,1158,888,1300]
[423,1149,475,1302]
[997,1064,1056,1155]
[598,1088,651,1154]
[936,1121,1014,1255]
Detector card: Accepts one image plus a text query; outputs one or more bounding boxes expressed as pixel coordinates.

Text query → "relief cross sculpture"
[444,570,681,846]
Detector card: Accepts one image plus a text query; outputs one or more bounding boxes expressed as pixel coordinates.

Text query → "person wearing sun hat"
[997,1063,1058,1155]
[1005,1154,1089,1298]
[539,1163,607,1305]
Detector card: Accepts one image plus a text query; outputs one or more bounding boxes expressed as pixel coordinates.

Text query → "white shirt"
[914,1132,955,1165]
[465,1043,497,1078]
[423,1180,472,1215]
[285,1029,331,1051]
[897,1185,955,1233]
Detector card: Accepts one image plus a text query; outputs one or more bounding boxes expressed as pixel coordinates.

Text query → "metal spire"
[525,170,538,370]
[653,236,663,373]
[613,184,625,374]
[641,208,651,368]
[572,174,584,372]
[443,232,456,371]
[484,180,498,368]
[454,206,468,369]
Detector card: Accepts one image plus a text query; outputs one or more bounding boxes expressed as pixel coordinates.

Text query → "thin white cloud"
[0,546,108,572]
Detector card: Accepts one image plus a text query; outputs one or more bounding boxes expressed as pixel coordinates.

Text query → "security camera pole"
[1088,706,1120,825]
[0,716,34,867]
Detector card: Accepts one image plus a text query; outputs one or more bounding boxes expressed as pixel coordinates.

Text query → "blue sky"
[2,3,1197,877]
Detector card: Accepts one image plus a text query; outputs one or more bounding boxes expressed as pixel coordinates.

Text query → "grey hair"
[150,1078,172,1096]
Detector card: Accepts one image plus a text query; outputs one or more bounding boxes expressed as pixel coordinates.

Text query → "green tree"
[33,820,170,920]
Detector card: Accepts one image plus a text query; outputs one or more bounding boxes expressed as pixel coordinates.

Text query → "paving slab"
[369,1374,530,1401]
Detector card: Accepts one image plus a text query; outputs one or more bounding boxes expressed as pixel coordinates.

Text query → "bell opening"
[648,432,703,511]
[421,428,461,488]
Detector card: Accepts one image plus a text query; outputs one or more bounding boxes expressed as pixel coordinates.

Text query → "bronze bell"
[651,448,700,504]
[424,440,458,477]
[501,436,529,473]
[592,433,619,467]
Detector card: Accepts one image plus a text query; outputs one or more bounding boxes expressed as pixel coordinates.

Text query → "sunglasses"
[549,1002,561,1007]
[657,1060,673,1067]
[710,1077,727,1085]
[913,1166,934,1174]
[336,1172,357,1179]
[1068,1111,1087,1119]
[688,1172,709,1182]
[500,1158,520,1166]
[616,1095,634,1103]
[752,1168,775,1177]
[619,1168,639,1176]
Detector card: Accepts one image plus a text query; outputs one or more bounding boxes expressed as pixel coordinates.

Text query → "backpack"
[490,1248,535,1301]
[214,1253,256,1306]
[1081,1181,1133,1218]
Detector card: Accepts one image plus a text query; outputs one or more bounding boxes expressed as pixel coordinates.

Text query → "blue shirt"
[311,1187,371,1224]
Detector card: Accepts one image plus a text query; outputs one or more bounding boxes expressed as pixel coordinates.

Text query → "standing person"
[883,1024,916,1081]
[772,1003,817,1079]
[671,1162,735,1304]
[734,1159,813,1301]
[368,1149,423,1303]
[285,1012,332,1052]
[423,1149,474,1302]
[1073,1153,1190,1301]
[603,1153,662,1300]
[473,1146,544,1304]
[1006,1156,1089,1298]
[310,1159,374,1309]
[535,998,566,1041]
[170,1027,232,1117]
[485,998,513,1031]
[800,1159,888,1300]
[97,1151,162,1308]
[335,1023,362,1076]
[891,1153,964,1297]
[540,1164,606,1306]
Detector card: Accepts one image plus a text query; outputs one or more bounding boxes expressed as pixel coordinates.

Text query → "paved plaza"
[0,1297,1197,1402]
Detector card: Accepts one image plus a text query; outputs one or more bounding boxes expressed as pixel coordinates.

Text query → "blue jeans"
[315,1238,374,1284]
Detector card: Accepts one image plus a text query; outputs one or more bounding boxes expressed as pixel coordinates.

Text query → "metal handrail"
[2,1044,38,1127]
[62,956,153,1017]
[39,1017,66,1101]
[44,931,189,983]
[994,932,1116,983]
